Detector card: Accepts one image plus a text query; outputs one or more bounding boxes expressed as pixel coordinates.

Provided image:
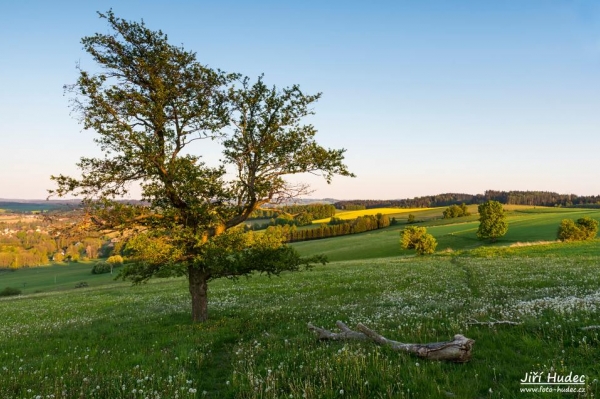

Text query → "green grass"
[293,208,600,262]
[0,201,68,213]
[0,262,126,294]
[1,247,599,398]
[2,207,600,398]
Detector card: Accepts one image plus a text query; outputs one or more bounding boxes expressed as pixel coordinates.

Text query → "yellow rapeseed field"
[312,207,431,224]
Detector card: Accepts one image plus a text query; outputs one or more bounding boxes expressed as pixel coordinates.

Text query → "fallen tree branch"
[467,318,522,327]
[308,321,474,363]
[581,325,600,331]
[307,321,367,341]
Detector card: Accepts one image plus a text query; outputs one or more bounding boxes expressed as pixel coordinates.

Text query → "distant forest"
[334,191,600,209]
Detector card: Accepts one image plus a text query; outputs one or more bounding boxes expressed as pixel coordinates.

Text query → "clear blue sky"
[1,1,599,200]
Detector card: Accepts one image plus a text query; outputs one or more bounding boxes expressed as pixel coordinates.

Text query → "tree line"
[264,213,391,243]
[334,193,474,209]
[246,204,337,230]
[334,190,600,209]
[249,204,336,220]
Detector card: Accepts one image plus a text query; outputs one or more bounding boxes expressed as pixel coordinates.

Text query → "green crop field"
[1,207,600,398]
[0,201,69,213]
[0,262,127,295]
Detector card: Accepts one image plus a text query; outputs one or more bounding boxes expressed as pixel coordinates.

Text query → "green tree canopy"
[557,217,598,241]
[400,226,437,255]
[476,200,508,242]
[50,11,352,322]
[443,203,471,219]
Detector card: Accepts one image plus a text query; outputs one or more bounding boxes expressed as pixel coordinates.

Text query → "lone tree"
[50,11,353,322]
[476,200,508,242]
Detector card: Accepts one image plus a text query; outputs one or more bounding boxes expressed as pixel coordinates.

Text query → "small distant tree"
[400,226,425,249]
[576,217,599,240]
[375,213,390,228]
[106,254,124,274]
[65,245,81,262]
[443,204,470,219]
[274,213,295,226]
[328,217,344,226]
[557,217,598,241]
[459,203,471,217]
[477,200,508,242]
[400,226,437,255]
[415,233,437,255]
[443,205,459,219]
[294,213,314,226]
[0,287,22,297]
[407,214,416,224]
[107,254,124,264]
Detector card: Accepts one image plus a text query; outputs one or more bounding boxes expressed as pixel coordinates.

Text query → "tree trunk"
[188,266,209,322]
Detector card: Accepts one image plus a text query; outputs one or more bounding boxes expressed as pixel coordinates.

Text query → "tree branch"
[466,318,522,327]
[309,321,474,363]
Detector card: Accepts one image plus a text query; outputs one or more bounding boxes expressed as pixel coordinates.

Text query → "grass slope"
[0,262,126,294]
[1,246,599,398]
[293,207,600,262]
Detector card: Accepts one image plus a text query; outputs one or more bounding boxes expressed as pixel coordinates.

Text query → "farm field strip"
[311,207,433,224]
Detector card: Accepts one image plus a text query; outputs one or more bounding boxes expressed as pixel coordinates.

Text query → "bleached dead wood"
[467,318,522,327]
[581,325,600,330]
[307,321,368,341]
[308,321,474,363]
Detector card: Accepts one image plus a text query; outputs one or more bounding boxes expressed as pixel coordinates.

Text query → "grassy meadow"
[293,206,600,262]
[0,201,69,213]
[0,262,127,295]
[1,206,600,398]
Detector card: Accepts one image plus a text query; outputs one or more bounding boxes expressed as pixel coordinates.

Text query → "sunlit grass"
[1,246,600,398]
[294,209,600,262]
[0,261,124,295]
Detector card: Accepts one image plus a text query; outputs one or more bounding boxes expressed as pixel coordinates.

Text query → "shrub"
[400,226,437,255]
[75,282,89,288]
[407,214,416,224]
[557,217,598,241]
[576,217,599,240]
[91,262,111,274]
[0,287,22,297]
[400,226,426,249]
[415,233,437,255]
[443,204,471,219]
